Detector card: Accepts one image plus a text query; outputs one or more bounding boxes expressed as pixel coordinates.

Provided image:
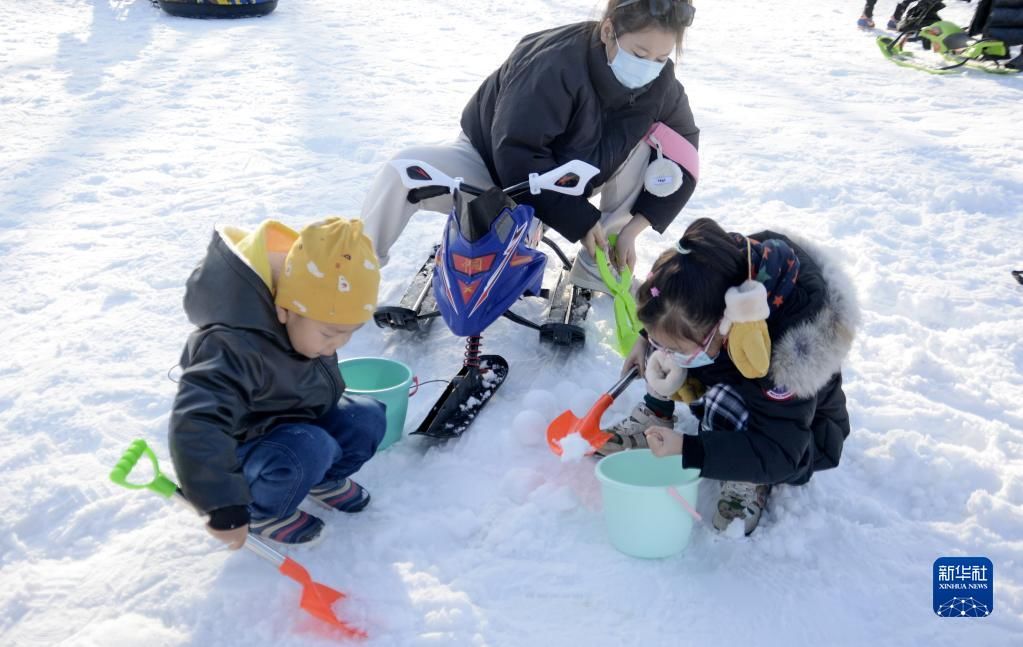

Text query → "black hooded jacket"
[681,232,859,486]
[970,0,1023,45]
[168,230,345,522]
[461,22,699,243]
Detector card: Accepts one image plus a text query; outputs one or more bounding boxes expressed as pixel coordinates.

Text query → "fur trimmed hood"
[764,233,861,398]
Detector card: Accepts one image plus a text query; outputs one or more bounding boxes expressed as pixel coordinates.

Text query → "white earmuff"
[644,136,684,197]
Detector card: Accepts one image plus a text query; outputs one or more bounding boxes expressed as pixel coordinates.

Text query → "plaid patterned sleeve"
[689,384,749,435]
[682,384,750,472]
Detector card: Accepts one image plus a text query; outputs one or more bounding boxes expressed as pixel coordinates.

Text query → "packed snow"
[724,517,747,540]
[558,432,592,463]
[1,1,1021,646]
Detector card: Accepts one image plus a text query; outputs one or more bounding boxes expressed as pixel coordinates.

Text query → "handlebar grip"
[407,186,451,204]
[109,438,179,498]
[110,439,148,487]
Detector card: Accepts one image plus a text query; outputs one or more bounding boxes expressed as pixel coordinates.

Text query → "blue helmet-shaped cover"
[433,189,546,337]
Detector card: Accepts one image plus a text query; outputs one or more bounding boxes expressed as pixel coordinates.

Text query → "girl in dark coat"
[599,218,860,535]
[360,1,699,290]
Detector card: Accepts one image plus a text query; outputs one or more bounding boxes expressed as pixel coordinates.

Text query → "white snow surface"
[2,1,1022,645]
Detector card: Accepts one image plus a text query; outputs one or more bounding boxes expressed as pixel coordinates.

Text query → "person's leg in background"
[360,133,495,265]
[568,140,651,291]
[860,0,878,27]
[595,140,652,237]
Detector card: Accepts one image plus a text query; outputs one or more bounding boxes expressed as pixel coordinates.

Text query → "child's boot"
[308,477,371,513]
[596,401,677,456]
[887,16,899,30]
[250,509,325,545]
[713,481,771,536]
[857,14,875,28]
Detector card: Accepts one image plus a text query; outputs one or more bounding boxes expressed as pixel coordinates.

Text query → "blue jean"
[236,395,386,520]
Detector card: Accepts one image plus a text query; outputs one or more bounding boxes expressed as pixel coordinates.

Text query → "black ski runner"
[373,245,440,332]
[540,268,590,346]
[412,355,509,439]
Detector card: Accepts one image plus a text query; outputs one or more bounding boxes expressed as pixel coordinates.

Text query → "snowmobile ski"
[941,52,1020,74]
[373,245,440,332]
[877,35,965,73]
[540,266,590,347]
[412,354,509,439]
[877,16,1020,75]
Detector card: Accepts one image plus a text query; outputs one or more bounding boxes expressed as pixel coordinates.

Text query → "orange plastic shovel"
[547,367,639,455]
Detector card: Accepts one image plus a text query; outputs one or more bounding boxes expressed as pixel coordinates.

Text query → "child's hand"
[622,335,648,379]
[206,524,248,550]
[645,426,683,457]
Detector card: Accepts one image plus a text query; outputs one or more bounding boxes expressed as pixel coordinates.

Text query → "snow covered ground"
[2,0,1022,645]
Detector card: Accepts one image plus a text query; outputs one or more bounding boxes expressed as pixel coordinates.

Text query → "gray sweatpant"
[359,132,651,264]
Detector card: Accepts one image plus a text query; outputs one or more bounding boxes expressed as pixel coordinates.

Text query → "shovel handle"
[111,440,289,566]
[608,366,640,399]
[109,439,178,498]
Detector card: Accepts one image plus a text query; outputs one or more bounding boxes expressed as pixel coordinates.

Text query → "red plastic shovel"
[546,367,639,455]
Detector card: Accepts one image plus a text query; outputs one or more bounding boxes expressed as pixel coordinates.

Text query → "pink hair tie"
[650,287,661,298]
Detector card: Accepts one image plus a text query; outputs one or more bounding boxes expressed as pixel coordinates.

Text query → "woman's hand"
[645,426,684,457]
[207,524,248,550]
[623,334,648,379]
[581,221,608,259]
[613,213,650,271]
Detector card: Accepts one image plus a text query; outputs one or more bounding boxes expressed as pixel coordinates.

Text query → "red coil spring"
[463,335,482,368]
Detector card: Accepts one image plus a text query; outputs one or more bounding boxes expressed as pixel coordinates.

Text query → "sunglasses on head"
[616,0,696,26]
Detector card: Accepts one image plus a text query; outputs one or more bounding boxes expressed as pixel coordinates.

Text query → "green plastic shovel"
[594,234,642,357]
[109,439,366,639]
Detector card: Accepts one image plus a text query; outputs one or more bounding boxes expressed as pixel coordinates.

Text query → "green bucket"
[338,357,415,451]
[595,449,701,559]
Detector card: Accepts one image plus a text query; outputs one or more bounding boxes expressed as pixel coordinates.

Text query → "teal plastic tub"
[338,357,414,451]
[595,449,701,559]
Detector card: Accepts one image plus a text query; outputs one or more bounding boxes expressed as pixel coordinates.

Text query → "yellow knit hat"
[274,218,380,325]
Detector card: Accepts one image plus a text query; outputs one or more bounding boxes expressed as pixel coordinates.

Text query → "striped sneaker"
[308,478,371,513]
[249,510,324,545]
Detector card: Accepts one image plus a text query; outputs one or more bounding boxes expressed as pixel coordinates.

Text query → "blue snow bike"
[375,159,601,438]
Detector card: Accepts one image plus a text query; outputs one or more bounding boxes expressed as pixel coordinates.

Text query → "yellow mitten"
[719,279,771,379]
[671,377,705,404]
